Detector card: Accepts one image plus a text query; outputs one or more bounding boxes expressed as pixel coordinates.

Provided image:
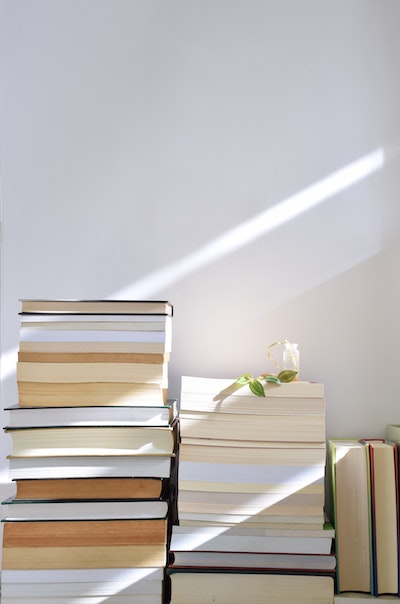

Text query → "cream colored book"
[169,572,334,604]
[177,489,324,517]
[179,443,326,465]
[19,340,171,353]
[179,411,325,443]
[16,361,168,385]
[6,425,175,456]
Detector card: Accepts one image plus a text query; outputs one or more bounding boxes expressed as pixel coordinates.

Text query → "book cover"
[327,439,373,594]
[361,439,399,596]
[19,299,173,315]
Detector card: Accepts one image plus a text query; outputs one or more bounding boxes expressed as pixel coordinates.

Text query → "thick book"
[1,566,162,599]
[178,477,324,498]
[19,299,173,315]
[177,489,324,518]
[386,424,400,442]
[13,477,164,500]
[2,497,169,520]
[1,566,163,599]
[0,596,161,604]
[179,411,325,443]
[1,565,163,586]
[5,425,176,456]
[170,524,334,555]
[181,375,324,401]
[3,517,167,546]
[178,459,325,491]
[168,572,334,604]
[19,340,171,354]
[177,512,325,530]
[16,360,169,385]
[4,401,177,427]
[19,312,171,328]
[17,381,167,407]
[18,351,170,363]
[18,329,170,345]
[2,543,167,569]
[179,442,326,466]
[7,454,173,479]
[327,439,373,594]
[361,439,399,596]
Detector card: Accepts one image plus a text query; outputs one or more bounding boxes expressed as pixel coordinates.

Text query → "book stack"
[168,375,334,604]
[329,434,400,598]
[1,299,176,604]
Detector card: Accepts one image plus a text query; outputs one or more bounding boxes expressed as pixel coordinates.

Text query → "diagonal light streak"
[113,148,385,298]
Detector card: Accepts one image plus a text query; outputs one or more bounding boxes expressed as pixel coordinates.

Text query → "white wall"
[1,0,400,504]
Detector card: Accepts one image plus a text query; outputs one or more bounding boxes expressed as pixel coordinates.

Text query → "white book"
[177,489,324,517]
[6,425,175,456]
[7,455,173,479]
[170,524,334,554]
[2,579,162,597]
[0,596,162,604]
[177,512,325,528]
[1,567,164,584]
[4,401,177,427]
[19,329,168,343]
[178,460,325,487]
[2,498,168,520]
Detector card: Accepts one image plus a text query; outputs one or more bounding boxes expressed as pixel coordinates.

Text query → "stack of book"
[1,299,176,604]
[168,375,334,604]
[328,432,400,598]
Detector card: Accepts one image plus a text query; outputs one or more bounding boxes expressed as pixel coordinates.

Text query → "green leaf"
[277,369,298,383]
[262,374,281,384]
[236,374,253,385]
[249,379,265,397]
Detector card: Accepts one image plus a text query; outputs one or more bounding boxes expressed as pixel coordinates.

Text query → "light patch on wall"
[112,148,385,299]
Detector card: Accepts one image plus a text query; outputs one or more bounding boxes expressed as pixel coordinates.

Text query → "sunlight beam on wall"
[112,148,385,299]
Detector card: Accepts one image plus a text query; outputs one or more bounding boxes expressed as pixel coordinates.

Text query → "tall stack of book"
[168,375,334,604]
[2,299,176,604]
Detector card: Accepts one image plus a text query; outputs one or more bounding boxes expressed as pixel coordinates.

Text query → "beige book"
[169,572,334,604]
[179,412,325,443]
[17,381,166,407]
[6,425,175,456]
[2,544,166,569]
[16,361,168,385]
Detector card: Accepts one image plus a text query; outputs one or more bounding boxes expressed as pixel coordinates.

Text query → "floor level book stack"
[1,299,176,604]
[167,375,335,604]
[329,429,400,601]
